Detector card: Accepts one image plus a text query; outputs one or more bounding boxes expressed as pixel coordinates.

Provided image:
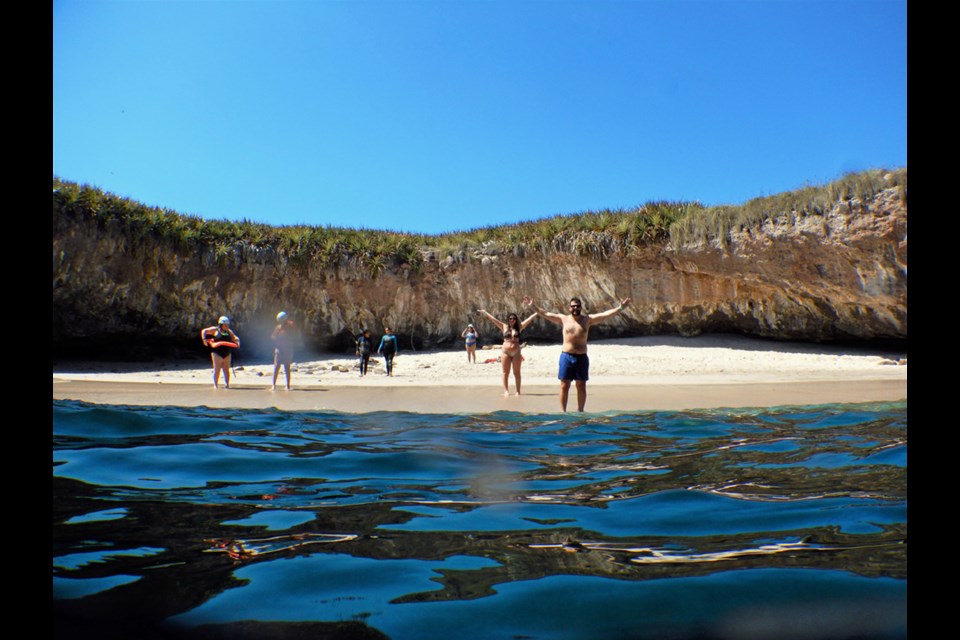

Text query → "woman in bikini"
[477,308,538,396]
[200,315,240,389]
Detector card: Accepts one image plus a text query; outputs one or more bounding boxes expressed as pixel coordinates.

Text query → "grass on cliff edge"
[53,167,905,273]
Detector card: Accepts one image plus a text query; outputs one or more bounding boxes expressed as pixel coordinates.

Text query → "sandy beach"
[52,334,907,413]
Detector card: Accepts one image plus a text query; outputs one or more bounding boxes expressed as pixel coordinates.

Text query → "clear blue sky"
[53,0,906,236]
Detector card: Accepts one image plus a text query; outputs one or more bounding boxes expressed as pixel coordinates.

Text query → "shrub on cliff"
[53,167,906,273]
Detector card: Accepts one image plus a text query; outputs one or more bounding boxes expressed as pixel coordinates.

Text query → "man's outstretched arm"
[523,296,565,324]
[586,298,632,325]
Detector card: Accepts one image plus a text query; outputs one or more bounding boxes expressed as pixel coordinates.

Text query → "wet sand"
[52,378,905,413]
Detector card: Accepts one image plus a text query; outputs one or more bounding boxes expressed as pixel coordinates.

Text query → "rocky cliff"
[52,181,907,360]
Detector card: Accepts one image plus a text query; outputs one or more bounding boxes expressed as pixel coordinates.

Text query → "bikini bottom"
[501,344,521,359]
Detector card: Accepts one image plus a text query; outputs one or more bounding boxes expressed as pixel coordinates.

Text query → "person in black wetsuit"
[200,315,240,389]
[355,329,373,376]
[271,311,296,390]
[378,327,399,376]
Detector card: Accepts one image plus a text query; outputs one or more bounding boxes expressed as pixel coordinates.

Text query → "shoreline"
[52,379,906,414]
[53,335,907,414]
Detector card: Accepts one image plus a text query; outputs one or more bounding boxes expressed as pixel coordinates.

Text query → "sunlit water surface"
[53,400,907,640]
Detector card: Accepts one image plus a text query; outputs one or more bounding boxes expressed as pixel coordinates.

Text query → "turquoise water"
[53,400,907,640]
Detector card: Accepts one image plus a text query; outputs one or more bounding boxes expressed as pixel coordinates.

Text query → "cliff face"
[52,187,906,359]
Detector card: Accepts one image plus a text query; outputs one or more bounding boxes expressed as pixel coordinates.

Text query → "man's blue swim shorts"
[558,352,589,381]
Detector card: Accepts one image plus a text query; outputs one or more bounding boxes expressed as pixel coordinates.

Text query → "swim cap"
[218,316,230,325]
[277,311,288,322]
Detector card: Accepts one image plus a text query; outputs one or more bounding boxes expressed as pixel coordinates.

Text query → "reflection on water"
[53,400,907,639]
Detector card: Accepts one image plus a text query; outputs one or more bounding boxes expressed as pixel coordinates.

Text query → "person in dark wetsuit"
[271,311,296,390]
[378,327,399,376]
[477,308,538,397]
[355,329,373,376]
[200,315,240,389]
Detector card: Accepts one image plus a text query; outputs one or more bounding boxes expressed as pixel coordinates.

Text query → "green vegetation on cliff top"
[53,167,905,273]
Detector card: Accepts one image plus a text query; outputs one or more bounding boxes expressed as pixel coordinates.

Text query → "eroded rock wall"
[52,188,906,359]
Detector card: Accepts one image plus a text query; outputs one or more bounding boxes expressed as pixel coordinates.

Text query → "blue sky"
[53,0,906,235]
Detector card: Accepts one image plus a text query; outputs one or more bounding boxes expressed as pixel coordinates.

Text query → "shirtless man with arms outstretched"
[523,295,631,412]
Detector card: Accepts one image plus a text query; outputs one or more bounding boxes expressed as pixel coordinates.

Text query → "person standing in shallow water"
[355,329,373,376]
[378,327,398,376]
[461,323,479,363]
[523,295,631,412]
[271,311,296,390]
[477,308,538,397]
[200,315,240,389]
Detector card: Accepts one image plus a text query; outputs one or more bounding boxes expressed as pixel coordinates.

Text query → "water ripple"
[53,400,907,639]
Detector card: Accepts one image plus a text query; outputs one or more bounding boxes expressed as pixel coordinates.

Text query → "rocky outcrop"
[52,186,906,360]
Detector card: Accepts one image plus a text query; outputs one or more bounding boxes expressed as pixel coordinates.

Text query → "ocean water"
[53,399,907,640]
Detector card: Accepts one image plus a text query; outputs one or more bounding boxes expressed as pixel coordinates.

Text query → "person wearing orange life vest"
[200,315,240,389]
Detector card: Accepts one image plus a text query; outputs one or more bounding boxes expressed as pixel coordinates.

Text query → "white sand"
[52,335,906,413]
